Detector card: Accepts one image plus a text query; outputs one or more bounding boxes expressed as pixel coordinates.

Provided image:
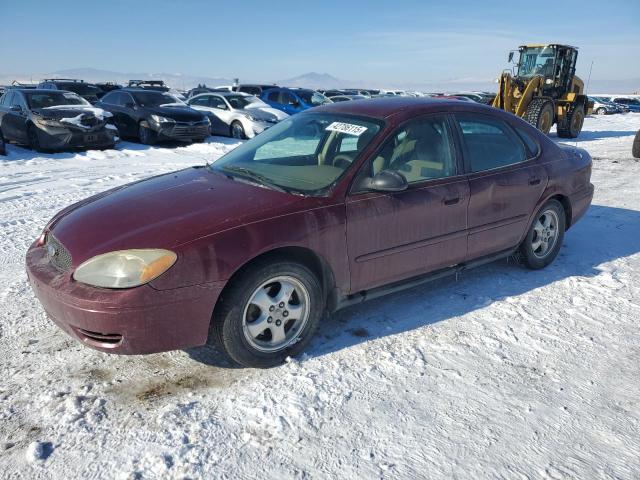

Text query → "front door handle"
[529,178,541,186]
[443,197,460,206]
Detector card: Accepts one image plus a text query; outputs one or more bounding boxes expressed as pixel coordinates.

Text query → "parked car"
[185,85,228,99]
[26,98,593,368]
[610,97,640,113]
[234,84,279,96]
[187,92,286,139]
[127,80,169,92]
[432,95,474,102]
[590,97,622,115]
[328,95,368,102]
[261,87,331,115]
[323,90,347,98]
[38,79,102,104]
[453,92,496,105]
[95,88,209,145]
[0,89,117,151]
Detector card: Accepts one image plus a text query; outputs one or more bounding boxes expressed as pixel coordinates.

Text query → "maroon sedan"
[26,98,594,367]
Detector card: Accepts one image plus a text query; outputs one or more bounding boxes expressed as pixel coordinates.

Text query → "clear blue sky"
[1,0,639,85]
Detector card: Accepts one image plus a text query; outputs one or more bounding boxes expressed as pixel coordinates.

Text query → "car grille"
[76,328,123,345]
[46,234,72,271]
[80,114,100,128]
[166,122,209,140]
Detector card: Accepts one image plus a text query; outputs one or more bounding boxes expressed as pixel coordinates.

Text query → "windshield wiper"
[221,166,289,193]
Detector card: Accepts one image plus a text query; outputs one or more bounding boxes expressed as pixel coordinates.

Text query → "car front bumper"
[25,242,224,355]
[153,122,210,142]
[244,119,277,138]
[35,125,117,150]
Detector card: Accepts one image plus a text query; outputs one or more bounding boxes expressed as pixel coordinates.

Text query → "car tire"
[0,126,6,156]
[27,124,43,152]
[633,130,640,159]
[212,260,324,368]
[557,105,585,139]
[138,122,157,145]
[519,199,566,270]
[523,98,555,134]
[596,107,607,115]
[230,121,246,139]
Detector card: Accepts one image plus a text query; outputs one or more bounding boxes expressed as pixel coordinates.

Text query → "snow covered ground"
[1,115,639,479]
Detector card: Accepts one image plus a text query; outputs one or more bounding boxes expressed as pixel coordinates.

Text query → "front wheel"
[230,121,246,139]
[557,106,585,139]
[212,261,324,368]
[27,125,42,152]
[138,122,157,145]
[520,200,566,270]
[524,98,555,134]
[596,107,607,115]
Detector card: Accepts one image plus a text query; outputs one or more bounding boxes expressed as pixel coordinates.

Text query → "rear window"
[456,115,527,172]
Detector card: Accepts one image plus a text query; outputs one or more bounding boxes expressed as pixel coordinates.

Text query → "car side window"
[2,91,14,106]
[14,92,27,110]
[267,91,280,103]
[456,115,527,172]
[281,92,296,105]
[119,93,135,107]
[190,96,209,107]
[101,92,118,105]
[209,96,227,109]
[370,115,456,183]
[513,125,540,158]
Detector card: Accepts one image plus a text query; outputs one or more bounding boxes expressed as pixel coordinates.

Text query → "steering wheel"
[333,154,354,169]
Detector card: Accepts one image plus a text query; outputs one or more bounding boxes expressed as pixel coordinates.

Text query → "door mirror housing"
[358,170,408,193]
[9,105,23,113]
[508,51,514,63]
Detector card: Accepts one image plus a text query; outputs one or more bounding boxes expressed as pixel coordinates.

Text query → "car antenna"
[578,60,594,149]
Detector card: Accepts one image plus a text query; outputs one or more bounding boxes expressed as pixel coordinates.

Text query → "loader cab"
[515,44,578,98]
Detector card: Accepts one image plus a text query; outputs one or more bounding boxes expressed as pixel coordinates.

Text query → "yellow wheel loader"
[492,44,592,138]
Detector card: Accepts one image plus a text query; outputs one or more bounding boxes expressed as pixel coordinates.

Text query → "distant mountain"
[1,68,637,95]
[276,72,353,90]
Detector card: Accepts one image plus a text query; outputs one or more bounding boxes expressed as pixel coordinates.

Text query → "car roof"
[312,96,488,120]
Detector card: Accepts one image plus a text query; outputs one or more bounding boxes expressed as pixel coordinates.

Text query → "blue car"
[260,88,332,115]
[611,97,640,113]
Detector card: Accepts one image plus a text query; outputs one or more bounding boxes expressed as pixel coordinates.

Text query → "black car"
[0,89,117,152]
[96,88,210,145]
[38,79,102,104]
[233,84,279,96]
[95,82,122,99]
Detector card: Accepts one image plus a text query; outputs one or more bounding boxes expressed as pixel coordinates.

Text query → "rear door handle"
[529,178,541,186]
[443,197,460,206]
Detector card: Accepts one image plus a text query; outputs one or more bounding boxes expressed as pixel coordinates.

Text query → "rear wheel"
[596,107,607,115]
[230,121,246,139]
[138,121,157,145]
[557,105,585,139]
[0,126,6,156]
[524,98,555,134]
[212,260,324,368]
[633,130,640,159]
[520,199,565,270]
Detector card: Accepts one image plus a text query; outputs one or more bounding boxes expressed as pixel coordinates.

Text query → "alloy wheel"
[242,275,310,352]
[531,209,560,258]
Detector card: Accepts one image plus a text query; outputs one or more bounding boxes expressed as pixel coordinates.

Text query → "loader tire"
[524,98,555,135]
[633,130,640,159]
[557,105,585,139]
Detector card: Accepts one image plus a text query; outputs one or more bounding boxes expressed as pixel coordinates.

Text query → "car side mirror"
[358,170,408,192]
[9,105,22,113]
[124,102,136,109]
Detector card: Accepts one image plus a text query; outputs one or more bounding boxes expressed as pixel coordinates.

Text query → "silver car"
[590,97,622,115]
[187,92,288,139]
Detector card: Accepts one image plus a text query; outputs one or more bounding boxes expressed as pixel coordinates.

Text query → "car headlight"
[73,249,177,289]
[243,113,260,122]
[149,115,175,125]
[35,117,63,127]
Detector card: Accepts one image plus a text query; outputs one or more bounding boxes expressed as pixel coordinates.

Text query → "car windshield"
[211,113,382,194]
[240,96,269,108]
[58,83,101,96]
[225,95,255,109]
[131,91,185,107]
[517,46,557,77]
[297,91,332,106]
[26,91,90,109]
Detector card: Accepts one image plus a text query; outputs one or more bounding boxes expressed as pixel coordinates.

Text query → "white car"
[187,92,288,139]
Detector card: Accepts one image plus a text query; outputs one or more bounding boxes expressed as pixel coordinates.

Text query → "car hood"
[146,105,205,122]
[244,105,289,120]
[34,105,112,120]
[47,166,311,266]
